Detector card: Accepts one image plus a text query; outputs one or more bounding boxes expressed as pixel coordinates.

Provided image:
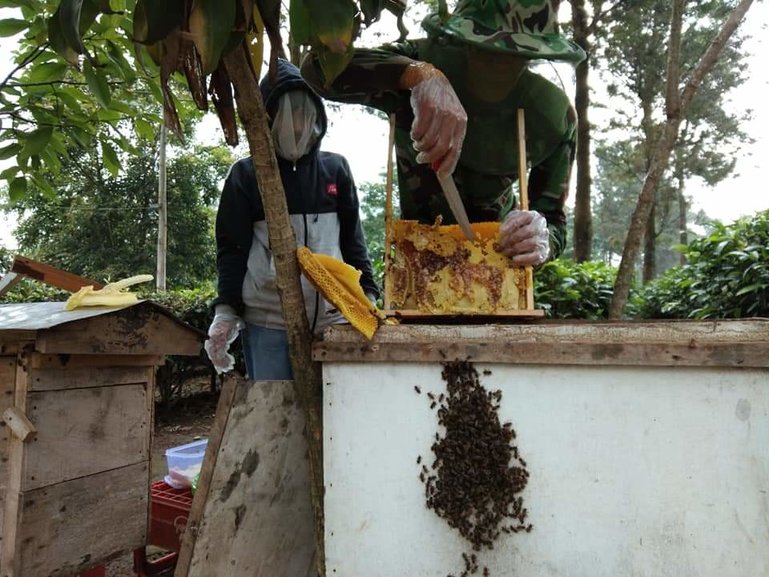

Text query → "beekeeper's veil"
[271,90,323,161]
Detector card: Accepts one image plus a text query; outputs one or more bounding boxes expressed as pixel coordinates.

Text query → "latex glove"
[204,306,245,375]
[400,62,467,177]
[498,210,551,266]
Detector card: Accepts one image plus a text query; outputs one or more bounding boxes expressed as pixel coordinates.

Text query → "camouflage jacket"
[302,36,577,257]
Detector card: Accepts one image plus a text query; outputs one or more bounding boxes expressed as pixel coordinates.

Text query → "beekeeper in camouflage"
[302,0,586,265]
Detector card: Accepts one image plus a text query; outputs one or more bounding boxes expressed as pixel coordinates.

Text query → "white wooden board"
[322,362,769,577]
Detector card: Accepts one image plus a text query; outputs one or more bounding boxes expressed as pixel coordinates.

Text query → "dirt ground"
[100,375,231,577]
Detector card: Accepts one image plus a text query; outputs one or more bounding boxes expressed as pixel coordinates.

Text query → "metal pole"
[156,123,168,291]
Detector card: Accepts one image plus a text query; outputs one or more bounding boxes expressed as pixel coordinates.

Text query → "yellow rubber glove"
[65,274,154,310]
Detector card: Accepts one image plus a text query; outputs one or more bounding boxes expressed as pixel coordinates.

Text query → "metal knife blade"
[436,172,476,241]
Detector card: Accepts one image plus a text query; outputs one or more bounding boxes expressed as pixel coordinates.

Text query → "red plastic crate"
[149,480,193,552]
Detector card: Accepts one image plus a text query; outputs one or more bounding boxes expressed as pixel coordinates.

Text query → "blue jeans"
[240,323,293,381]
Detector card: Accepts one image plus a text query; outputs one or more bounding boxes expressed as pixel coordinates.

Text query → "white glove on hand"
[498,210,551,266]
[204,306,245,375]
[403,63,467,177]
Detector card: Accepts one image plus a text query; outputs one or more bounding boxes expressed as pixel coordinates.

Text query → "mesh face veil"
[271,90,323,161]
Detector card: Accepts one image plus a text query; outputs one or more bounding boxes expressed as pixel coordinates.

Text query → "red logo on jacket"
[326,183,338,196]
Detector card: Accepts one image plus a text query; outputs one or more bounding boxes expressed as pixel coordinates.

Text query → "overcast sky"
[2,3,769,250]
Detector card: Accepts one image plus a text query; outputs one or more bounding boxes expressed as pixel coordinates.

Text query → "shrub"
[534,259,636,319]
[640,211,769,319]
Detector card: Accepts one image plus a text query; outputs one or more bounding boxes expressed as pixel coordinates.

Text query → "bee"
[414,385,421,394]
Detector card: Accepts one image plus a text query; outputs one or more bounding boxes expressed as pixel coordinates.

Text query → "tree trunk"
[608,0,754,318]
[571,0,593,262]
[642,202,656,283]
[678,183,688,266]
[223,46,326,576]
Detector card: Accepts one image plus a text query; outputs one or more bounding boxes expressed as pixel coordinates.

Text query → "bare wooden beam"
[0,272,22,298]
[10,255,104,292]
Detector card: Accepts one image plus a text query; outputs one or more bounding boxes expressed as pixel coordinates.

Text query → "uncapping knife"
[435,171,476,242]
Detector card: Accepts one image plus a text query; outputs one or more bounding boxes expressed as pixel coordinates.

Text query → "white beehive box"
[315,320,769,577]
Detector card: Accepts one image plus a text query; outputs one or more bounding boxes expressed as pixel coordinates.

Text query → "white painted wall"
[323,362,769,577]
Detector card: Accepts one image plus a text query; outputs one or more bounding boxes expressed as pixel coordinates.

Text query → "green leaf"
[0,0,35,9]
[101,140,120,176]
[26,61,69,83]
[107,99,137,115]
[134,117,156,141]
[83,60,111,108]
[105,40,137,82]
[0,142,20,160]
[288,0,311,46]
[308,0,356,53]
[47,12,79,64]
[55,86,86,113]
[0,18,28,37]
[55,0,87,54]
[29,173,55,198]
[133,0,185,44]
[20,126,54,158]
[189,0,236,74]
[0,165,19,180]
[735,283,764,297]
[358,0,383,25]
[8,176,27,202]
[317,45,353,88]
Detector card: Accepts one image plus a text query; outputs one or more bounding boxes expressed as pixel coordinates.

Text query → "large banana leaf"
[133,0,185,44]
[189,0,237,74]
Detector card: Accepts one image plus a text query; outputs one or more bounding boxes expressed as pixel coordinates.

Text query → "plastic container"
[164,438,208,488]
[149,480,193,551]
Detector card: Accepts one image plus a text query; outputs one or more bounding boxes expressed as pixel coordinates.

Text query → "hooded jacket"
[213,59,379,332]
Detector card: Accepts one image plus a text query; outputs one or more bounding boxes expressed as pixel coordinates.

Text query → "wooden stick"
[516,109,535,310]
[11,255,104,292]
[383,113,396,311]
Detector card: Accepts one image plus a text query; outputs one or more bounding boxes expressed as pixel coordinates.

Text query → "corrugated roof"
[0,301,171,331]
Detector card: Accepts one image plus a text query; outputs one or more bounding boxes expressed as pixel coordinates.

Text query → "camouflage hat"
[422,0,586,62]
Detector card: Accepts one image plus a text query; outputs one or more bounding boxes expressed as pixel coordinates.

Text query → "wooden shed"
[0,300,203,577]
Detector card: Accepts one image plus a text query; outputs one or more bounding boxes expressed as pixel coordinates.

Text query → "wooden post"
[383,114,396,311]
[516,108,535,310]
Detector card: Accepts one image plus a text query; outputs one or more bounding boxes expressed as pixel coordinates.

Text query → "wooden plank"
[174,374,238,576]
[315,339,769,368]
[29,352,163,370]
[322,319,769,344]
[28,365,150,391]
[384,309,545,319]
[0,356,15,553]
[23,384,149,491]
[314,321,769,367]
[0,333,36,350]
[0,356,15,490]
[176,380,315,577]
[16,461,148,577]
[0,273,21,298]
[34,304,202,356]
[10,255,104,292]
[0,350,30,576]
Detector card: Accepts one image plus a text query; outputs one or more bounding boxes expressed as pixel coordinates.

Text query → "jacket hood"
[260,58,328,146]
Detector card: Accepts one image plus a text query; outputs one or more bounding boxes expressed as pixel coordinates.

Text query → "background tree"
[568,0,625,262]
[598,0,751,286]
[608,0,755,318]
[8,142,231,287]
[0,0,207,199]
[359,177,400,291]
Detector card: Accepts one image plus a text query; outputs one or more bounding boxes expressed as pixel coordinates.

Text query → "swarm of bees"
[415,361,531,577]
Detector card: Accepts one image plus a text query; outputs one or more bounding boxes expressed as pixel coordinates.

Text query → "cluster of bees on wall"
[414,361,531,577]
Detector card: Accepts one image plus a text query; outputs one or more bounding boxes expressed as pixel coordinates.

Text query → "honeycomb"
[385,220,528,314]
